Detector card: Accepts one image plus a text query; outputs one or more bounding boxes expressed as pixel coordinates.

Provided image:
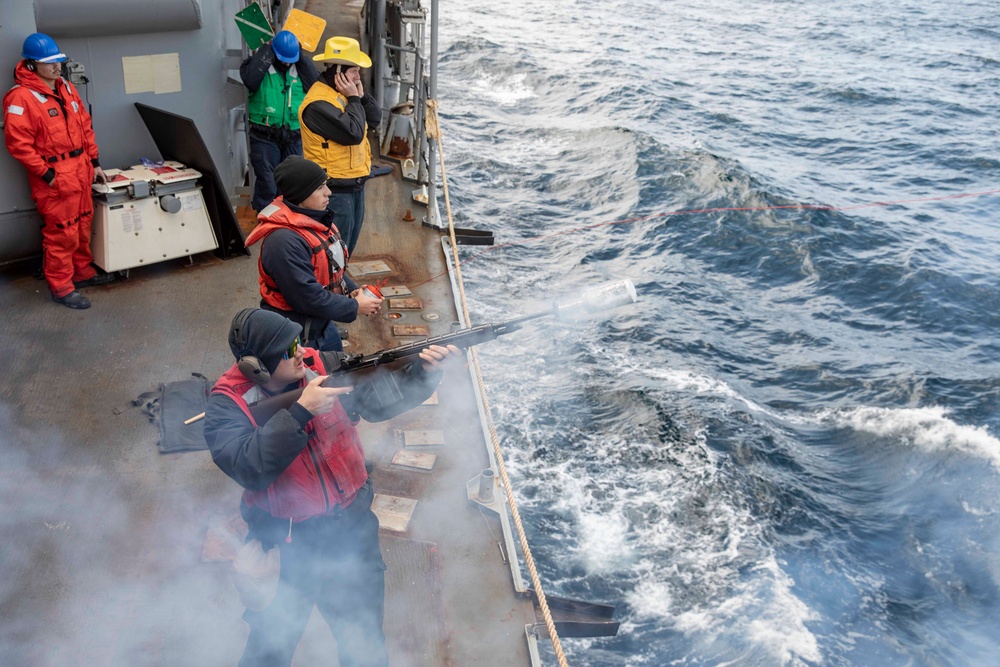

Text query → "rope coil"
[426,98,570,667]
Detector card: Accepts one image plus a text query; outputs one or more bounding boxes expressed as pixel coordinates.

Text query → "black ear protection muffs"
[26,60,36,71]
[232,308,270,385]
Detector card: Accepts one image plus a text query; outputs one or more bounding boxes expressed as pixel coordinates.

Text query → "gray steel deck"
[0,2,542,664]
[0,159,535,667]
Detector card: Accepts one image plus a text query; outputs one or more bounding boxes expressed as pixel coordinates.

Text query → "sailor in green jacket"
[240,30,318,211]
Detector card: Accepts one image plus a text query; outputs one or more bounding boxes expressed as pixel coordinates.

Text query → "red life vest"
[212,350,368,521]
[244,197,350,311]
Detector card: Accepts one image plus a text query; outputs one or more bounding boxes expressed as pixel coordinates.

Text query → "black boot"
[74,271,116,288]
[52,290,92,309]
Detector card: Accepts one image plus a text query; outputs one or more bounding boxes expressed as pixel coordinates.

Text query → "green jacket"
[247,65,305,130]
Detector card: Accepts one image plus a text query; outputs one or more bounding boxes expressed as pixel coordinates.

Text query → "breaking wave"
[822,406,1000,471]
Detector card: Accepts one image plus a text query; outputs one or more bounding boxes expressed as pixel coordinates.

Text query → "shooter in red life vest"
[205,307,459,666]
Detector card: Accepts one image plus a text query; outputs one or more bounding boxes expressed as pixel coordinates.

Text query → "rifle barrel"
[242,281,637,425]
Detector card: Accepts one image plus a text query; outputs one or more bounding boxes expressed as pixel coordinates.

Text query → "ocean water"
[434,1,1000,665]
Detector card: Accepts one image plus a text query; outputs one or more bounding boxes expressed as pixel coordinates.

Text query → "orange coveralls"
[3,61,100,297]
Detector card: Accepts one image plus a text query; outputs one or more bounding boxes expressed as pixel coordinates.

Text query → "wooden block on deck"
[392,324,430,337]
[388,297,423,310]
[236,205,258,236]
[348,260,394,278]
[403,429,446,448]
[381,285,413,297]
[422,391,439,406]
[391,449,437,471]
[373,493,418,533]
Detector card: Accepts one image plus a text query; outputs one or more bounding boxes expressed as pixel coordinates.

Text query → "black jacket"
[240,43,319,96]
[258,202,359,350]
[300,78,381,148]
[205,350,443,492]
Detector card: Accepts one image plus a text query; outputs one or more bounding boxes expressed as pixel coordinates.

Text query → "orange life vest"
[244,196,350,310]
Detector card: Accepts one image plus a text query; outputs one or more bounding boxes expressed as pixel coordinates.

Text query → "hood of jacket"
[13,60,61,97]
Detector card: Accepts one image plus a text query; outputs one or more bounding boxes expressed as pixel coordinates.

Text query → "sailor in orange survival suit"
[205,308,459,666]
[3,33,115,310]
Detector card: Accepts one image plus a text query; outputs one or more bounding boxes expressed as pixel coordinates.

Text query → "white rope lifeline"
[425,99,569,667]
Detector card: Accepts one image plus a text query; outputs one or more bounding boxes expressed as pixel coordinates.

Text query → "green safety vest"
[247,65,304,130]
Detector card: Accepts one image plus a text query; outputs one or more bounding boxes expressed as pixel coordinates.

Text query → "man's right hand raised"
[295,375,352,416]
[334,71,362,98]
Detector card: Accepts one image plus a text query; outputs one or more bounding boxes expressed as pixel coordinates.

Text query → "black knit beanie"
[274,156,328,206]
[228,308,303,374]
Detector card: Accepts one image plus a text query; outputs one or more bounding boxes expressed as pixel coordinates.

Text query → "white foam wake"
[639,363,786,421]
[824,405,1000,471]
[628,554,822,666]
[641,361,1000,476]
[472,69,535,107]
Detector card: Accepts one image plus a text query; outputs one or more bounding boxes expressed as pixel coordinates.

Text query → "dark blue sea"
[436,1,1000,665]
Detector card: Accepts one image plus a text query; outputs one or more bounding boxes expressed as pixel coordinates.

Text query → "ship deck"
[0,1,540,659]
[0,169,536,667]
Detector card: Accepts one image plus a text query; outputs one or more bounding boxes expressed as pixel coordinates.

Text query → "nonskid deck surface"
[0,160,534,665]
[1,0,537,661]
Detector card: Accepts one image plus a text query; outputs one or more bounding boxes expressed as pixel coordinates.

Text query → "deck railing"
[369,0,443,228]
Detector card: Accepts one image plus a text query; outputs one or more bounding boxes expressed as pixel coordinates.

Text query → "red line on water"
[413,188,1000,288]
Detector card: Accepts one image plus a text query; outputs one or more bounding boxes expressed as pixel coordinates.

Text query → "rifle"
[248,317,526,424]
[190,279,637,425]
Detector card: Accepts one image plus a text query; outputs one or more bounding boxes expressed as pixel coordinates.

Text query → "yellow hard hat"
[313,36,372,68]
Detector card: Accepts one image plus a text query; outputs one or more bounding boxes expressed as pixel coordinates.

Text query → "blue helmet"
[272,31,300,64]
[22,33,66,63]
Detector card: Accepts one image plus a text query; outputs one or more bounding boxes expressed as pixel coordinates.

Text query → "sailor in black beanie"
[243,155,383,352]
[227,307,303,379]
[273,155,327,206]
[205,307,461,667]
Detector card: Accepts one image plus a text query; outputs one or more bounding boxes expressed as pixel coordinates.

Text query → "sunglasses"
[282,337,300,360]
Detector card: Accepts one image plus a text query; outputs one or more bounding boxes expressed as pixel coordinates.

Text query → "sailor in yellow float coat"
[299,37,380,255]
